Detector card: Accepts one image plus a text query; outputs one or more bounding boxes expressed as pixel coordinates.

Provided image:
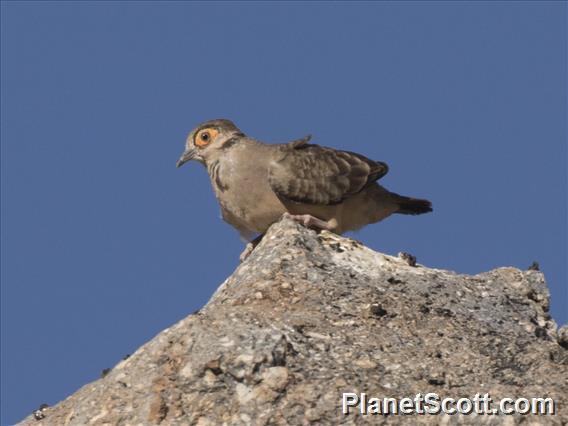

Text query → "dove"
[177,119,432,260]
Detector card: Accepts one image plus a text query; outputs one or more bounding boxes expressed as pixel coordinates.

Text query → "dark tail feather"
[392,193,433,215]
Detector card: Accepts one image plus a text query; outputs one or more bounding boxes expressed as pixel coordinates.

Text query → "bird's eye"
[195,128,219,147]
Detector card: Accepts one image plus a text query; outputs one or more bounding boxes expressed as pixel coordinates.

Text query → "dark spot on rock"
[435,307,454,318]
[387,276,403,284]
[370,304,388,317]
[558,333,568,350]
[33,410,45,421]
[399,252,417,267]
[528,261,540,271]
[205,359,223,375]
[293,324,306,335]
[270,335,290,367]
[272,348,287,367]
[428,377,445,386]
[534,327,548,339]
[329,242,344,253]
[33,402,49,420]
[122,354,131,360]
[526,289,546,307]
[420,305,430,314]
[157,355,170,365]
[101,368,111,378]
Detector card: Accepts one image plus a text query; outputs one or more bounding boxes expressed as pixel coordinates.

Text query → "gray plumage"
[177,119,432,244]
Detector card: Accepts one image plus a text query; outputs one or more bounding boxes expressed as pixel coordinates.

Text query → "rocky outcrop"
[20,218,567,425]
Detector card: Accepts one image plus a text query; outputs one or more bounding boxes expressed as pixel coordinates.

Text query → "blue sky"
[1,2,566,424]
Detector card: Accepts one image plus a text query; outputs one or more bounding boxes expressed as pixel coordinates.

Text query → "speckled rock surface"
[19,218,567,425]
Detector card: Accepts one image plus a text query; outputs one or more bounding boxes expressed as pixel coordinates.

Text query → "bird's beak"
[176,148,197,168]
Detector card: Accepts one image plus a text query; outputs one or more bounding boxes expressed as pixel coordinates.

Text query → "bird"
[176,119,432,261]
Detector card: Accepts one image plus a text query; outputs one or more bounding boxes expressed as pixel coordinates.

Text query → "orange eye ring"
[195,128,219,147]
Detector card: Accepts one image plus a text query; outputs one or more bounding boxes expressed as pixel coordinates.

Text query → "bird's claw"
[282,212,334,231]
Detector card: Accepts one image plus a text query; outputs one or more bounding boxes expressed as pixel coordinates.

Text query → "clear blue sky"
[1,2,566,424]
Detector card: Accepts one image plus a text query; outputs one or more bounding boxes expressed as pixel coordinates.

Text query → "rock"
[261,367,289,391]
[398,251,417,267]
[528,261,540,271]
[558,325,568,349]
[18,218,567,425]
[32,404,48,421]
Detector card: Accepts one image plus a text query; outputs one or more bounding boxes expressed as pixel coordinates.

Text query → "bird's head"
[176,119,244,168]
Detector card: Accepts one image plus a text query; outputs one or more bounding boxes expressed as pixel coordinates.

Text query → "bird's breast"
[208,156,286,234]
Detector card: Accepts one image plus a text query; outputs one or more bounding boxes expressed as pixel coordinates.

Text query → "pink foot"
[282,212,335,231]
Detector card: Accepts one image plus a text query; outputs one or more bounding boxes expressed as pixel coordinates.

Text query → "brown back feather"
[268,139,389,205]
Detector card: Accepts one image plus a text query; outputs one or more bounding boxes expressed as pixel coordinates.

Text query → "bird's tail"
[391,193,433,215]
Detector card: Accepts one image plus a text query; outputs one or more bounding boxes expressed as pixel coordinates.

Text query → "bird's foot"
[282,212,335,231]
[239,234,264,263]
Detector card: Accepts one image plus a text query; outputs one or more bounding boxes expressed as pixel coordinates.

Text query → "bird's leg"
[282,212,336,231]
[239,233,264,263]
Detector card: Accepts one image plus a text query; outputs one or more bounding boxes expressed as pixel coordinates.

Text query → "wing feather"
[268,138,389,205]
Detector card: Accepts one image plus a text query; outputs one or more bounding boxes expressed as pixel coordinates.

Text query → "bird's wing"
[268,138,389,205]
